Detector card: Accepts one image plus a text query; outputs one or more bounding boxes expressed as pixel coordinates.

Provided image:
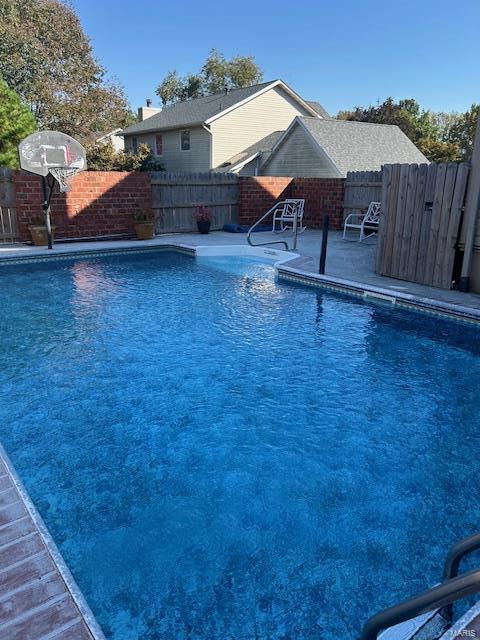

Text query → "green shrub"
[86,142,164,172]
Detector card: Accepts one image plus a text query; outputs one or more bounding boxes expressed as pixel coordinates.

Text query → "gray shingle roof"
[122,81,276,135]
[306,101,330,119]
[296,117,429,175]
[215,130,284,171]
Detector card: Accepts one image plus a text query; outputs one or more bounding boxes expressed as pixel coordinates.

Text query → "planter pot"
[134,222,155,240]
[29,226,55,246]
[197,220,211,234]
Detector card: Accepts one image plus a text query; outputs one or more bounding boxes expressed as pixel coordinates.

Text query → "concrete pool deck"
[1,229,479,316]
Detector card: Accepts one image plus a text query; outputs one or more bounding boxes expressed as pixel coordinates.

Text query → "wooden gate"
[0,168,18,243]
[343,170,383,220]
[150,172,239,233]
[375,163,470,289]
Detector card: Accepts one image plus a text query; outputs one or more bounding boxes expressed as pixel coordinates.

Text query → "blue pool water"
[1,250,480,639]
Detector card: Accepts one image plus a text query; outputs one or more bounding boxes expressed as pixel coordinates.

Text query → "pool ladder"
[247,200,302,251]
[360,531,480,639]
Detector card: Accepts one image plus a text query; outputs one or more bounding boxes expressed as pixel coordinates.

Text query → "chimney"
[137,100,161,122]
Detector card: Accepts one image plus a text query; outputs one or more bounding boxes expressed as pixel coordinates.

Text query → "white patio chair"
[272,199,306,233]
[343,201,381,241]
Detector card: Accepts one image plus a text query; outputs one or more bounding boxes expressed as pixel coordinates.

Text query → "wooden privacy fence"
[150,172,239,233]
[0,168,18,243]
[343,170,383,220]
[376,163,470,289]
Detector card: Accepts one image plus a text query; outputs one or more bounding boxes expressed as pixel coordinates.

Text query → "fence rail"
[150,171,239,233]
[0,168,18,244]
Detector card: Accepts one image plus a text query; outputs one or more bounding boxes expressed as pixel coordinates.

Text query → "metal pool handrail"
[444,532,480,580]
[360,531,480,639]
[443,531,480,622]
[247,200,301,251]
[359,569,480,640]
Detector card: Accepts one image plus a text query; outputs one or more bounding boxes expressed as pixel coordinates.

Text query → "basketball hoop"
[48,166,80,192]
[18,131,87,249]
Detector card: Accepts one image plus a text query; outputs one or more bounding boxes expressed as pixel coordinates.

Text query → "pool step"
[438,605,480,639]
[373,602,480,640]
[378,610,448,640]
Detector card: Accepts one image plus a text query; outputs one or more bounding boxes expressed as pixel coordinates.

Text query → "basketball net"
[48,167,80,193]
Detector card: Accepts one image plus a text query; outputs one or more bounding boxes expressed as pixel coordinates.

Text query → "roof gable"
[121,81,322,136]
[266,117,429,176]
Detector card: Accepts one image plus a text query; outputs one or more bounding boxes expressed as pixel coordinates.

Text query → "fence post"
[459,115,480,291]
[319,215,329,274]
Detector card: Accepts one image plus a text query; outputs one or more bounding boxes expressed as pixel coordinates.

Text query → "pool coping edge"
[0,442,107,640]
[1,239,477,324]
[276,264,480,325]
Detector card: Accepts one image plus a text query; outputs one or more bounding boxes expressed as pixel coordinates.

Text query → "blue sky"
[71,0,479,116]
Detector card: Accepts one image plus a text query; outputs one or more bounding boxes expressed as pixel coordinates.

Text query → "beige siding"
[125,127,211,171]
[261,124,341,178]
[210,86,314,167]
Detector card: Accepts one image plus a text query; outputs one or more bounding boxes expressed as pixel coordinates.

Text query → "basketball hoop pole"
[41,175,55,250]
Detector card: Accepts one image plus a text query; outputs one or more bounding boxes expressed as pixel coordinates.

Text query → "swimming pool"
[1,249,479,639]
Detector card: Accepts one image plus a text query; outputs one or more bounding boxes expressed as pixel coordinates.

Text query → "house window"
[132,136,138,153]
[155,134,163,156]
[180,130,190,151]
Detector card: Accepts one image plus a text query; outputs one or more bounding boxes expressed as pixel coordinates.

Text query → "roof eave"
[223,152,261,173]
[204,80,321,125]
[121,120,204,136]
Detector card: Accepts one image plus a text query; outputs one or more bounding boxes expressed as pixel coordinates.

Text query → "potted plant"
[134,210,155,240]
[195,205,212,234]
[28,216,55,246]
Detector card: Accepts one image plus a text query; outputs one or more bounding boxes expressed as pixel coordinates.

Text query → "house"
[121,80,325,172]
[215,130,284,175]
[97,129,125,152]
[260,117,429,177]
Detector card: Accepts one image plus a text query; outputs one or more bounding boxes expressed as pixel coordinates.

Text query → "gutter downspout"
[202,125,213,170]
[254,153,261,176]
[459,113,480,292]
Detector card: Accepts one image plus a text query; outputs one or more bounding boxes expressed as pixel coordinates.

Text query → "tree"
[338,97,438,143]
[86,142,164,172]
[155,49,263,105]
[417,139,462,163]
[0,0,134,138]
[201,49,230,95]
[156,71,185,107]
[433,111,461,143]
[0,78,37,168]
[444,104,479,159]
[338,97,463,162]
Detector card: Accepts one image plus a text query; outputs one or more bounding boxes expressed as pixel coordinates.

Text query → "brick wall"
[12,170,345,243]
[289,178,345,229]
[14,171,152,241]
[239,176,345,230]
[238,177,293,227]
